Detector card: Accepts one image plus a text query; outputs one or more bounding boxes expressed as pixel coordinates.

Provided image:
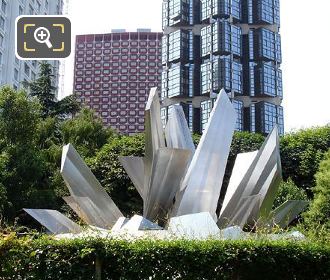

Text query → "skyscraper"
[161,0,284,135]
[74,29,162,135]
[0,0,63,91]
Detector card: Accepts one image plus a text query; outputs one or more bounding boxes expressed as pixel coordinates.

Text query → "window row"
[75,79,160,90]
[76,40,161,50]
[76,48,160,56]
[75,54,160,63]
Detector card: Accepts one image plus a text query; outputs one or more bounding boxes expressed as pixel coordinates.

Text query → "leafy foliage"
[24,62,80,118]
[1,236,330,279]
[280,126,330,195]
[304,150,330,231]
[273,179,309,209]
[89,134,145,215]
[60,108,114,158]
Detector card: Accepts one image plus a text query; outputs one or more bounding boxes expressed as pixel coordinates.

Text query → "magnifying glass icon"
[34,27,53,49]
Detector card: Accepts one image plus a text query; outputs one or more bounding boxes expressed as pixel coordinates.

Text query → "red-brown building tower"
[73,29,162,134]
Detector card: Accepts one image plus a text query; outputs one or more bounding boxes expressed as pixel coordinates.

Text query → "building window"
[0,16,4,29]
[24,62,30,76]
[233,100,243,131]
[14,68,19,80]
[201,99,213,132]
[36,1,41,13]
[29,4,34,15]
[1,0,6,13]
[19,6,23,15]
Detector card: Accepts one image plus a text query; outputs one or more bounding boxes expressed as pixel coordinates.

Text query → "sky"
[62,0,330,132]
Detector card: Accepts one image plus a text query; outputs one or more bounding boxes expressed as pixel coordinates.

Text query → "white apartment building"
[0,0,63,91]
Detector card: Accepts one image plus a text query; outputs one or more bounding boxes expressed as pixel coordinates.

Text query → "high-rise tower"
[0,0,63,92]
[161,0,284,135]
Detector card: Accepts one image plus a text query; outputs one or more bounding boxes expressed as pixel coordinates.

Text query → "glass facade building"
[161,0,284,135]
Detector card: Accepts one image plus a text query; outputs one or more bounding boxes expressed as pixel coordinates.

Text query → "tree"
[0,87,46,218]
[24,62,80,119]
[89,134,145,215]
[303,149,330,230]
[280,126,330,195]
[60,108,115,158]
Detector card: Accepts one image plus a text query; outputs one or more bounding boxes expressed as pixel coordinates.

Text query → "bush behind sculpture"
[304,149,330,231]
[1,236,330,279]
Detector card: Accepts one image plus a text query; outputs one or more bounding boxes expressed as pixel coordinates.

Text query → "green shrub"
[273,179,309,209]
[304,149,330,231]
[0,236,330,280]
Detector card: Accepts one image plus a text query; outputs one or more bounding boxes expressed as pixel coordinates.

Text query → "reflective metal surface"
[61,144,123,227]
[228,195,261,228]
[174,90,237,217]
[218,126,282,228]
[120,215,163,231]
[165,105,195,155]
[24,209,82,234]
[144,148,191,221]
[119,156,145,199]
[63,196,113,229]
[220,151,258,217]
[168,212,220,239]
[267,200,309,228]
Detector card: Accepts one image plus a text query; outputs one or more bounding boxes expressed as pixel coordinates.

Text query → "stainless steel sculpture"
[25,88,308,237]
[173,89,236,218]
[121,88,192,221]
[266,200,309,228]
[218,126,282,228]
[61,144,123,228]
[165,105,195,155]
[24,209,82,234]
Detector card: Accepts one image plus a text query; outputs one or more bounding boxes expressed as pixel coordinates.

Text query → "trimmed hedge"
[1,236,330,280]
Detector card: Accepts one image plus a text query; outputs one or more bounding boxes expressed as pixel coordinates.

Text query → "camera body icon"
[16,16,71,60]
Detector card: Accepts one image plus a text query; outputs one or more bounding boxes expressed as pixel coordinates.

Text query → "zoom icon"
[16,16,71,60]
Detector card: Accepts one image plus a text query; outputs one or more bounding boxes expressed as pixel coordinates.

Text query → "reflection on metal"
[111,217,129,231]
[144,148,191,221]
[26,88,297,236]
[267,200,309,228]
[174,90,236,217]
[63,196,112,229]
[119,88,192,222]
[168,212,220,239]
[218,126,282,228]
[24,209,82,234]
[220,151,258,217]
[165,105,195,155]
[120,215,163,231]
[119,156,145,199]
[61,144,123,228]
[228,195,261,229]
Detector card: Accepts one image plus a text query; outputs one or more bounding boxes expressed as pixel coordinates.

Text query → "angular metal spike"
[165,105,195,156]
[266,200,309,228]
[218,126,282,227]
[61,144,123,227]
[63,196,113,229]
[144,148,191,221]
[24,209,82,234]
[174,90,237,217]
[118,156,145,199]
[220,151,258,217]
